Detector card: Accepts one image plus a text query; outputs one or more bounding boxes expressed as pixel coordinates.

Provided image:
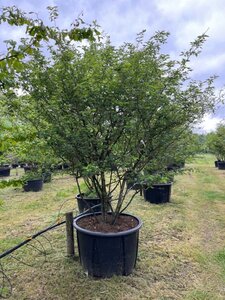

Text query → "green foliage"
[0,178,22,189]
[21,170,43,183]
[0,94,60,169]
[0,198,4,207]
[194,134,208,153]
[206,122,225,160]
[2,28,222,222]
[80,181,98,198]
[142,172,174,186]
[0,5,100,92]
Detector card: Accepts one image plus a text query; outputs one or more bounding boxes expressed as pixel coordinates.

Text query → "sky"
[1,0,225,133]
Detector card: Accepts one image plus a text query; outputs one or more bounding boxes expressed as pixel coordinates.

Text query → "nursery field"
[0,154,225,300]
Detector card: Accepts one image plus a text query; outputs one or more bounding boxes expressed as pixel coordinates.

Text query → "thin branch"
[120,190,140,214]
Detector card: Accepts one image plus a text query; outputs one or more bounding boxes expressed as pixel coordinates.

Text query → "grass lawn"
[0,154,225,300]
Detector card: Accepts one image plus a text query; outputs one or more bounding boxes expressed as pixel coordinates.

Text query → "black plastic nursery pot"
[23,179,43,192]
[215,160,221,167]
[217,161,225,170]
[76,194,102,214]
[126,180,142,190]
[167,162,185,171]
[2,164,10,168]
[144,183,172,204]
[42,172,52,183]
[19,163,26,168]
[74,212,142,278]
[24,166,32,172]
[11,163,19,168]
[55,163,70,170]
[0,167,11,177]
[24,165,38,173]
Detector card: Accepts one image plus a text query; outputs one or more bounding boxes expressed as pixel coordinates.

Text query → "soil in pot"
[23,179,43,192]
[74,212,142,278]
[144,183,172,204]
[77,213,138,233]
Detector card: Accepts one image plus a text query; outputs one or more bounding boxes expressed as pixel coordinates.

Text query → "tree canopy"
[206,123,225,160]
[0,6,222,221]
[0,5,100,92]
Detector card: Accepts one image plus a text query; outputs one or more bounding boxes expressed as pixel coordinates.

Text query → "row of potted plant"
[206,123,225,169]
[0,164,52,191]
[76,164,184,215]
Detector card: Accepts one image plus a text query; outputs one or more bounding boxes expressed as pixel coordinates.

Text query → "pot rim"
[76,193,113,201]
[74,212,142,237]
[144,182,173,188]
[76,193,101,201]
[26,178,43,183]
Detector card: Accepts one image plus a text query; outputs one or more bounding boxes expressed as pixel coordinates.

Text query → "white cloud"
[194,113,222,133]
[189,52,225,80]
[174,11,225,50]
[154,0,225,57]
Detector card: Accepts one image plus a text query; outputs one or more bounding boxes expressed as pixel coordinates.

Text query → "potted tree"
[142,172,173,204]
[206,124,225,169]
[0,163,11,177]
[7,124,59,183]
[22,170,43,192]
[3,26,220,277]
[141,131,199,204]
[0,151,11,177]
[76,179,102,214]
[0,111,13,177]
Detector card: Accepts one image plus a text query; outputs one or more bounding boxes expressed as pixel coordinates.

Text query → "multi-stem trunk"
[112,177,127,224]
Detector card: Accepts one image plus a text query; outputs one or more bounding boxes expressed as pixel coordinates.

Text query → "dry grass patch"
[1,155,225,299]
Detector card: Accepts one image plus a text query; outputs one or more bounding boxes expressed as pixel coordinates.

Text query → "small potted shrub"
[126,172,142,191]
[167,161,185,171]
[0,164,11,177]
[142,172,174,204]
[76,180,102,214]
[24,163,38,173]
[22,171,43,192]
[0,153,11,177]
[206,125,225,169]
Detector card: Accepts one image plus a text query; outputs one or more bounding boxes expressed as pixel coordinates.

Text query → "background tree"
[206,123,225,161]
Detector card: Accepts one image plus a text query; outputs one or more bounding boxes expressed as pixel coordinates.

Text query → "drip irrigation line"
[0,221,65,260]
[0,203,102,260]
[0,198,126,261]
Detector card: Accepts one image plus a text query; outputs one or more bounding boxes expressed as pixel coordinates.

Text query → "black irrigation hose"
[0,203,102,260]
[0,221,65,260]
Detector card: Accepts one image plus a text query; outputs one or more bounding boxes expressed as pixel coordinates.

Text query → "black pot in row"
[23,179,43,192]
[215,160,225,170]
[0,167,11,177]
[143,183,172,204]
